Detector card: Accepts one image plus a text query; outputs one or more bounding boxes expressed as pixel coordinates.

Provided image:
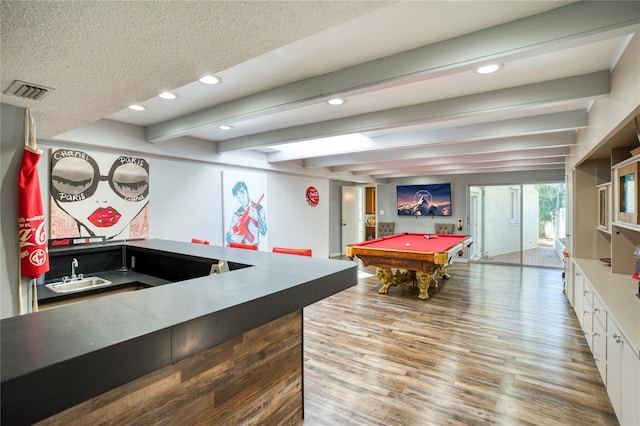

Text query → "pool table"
[346,233,473,300]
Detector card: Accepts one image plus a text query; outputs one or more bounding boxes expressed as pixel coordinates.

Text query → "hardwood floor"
[303,262,618,425]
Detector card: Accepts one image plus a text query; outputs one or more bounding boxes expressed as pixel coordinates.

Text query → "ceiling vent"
[4,80,53,101]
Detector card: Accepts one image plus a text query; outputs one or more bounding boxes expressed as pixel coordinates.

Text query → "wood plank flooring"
[303,262,618,425]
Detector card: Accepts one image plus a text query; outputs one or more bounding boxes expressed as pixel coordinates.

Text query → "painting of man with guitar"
[225,180,267,246]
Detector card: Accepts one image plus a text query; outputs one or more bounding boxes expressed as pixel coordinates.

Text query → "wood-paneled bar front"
[1,239,357,425]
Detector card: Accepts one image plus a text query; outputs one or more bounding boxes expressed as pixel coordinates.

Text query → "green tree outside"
[536,183,565,238]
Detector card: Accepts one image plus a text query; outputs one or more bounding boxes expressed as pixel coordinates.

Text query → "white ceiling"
[2,1,639,181]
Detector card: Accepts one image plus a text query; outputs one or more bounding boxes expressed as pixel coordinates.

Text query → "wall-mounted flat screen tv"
[397,183,452,216]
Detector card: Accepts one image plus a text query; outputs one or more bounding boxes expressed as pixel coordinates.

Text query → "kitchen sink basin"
[45,277,112,294]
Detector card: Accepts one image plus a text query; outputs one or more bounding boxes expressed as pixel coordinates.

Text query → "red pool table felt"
[351,233,468,253]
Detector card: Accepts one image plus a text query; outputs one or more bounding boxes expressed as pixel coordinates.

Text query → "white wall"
[268,174,330,257]
[147,159,224,245]
[484,186,520,256]
[1,104,26,318]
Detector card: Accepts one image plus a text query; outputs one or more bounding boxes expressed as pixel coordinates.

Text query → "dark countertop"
[1,239,357,425]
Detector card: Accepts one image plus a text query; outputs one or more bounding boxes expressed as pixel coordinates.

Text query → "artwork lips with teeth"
[50,149,149,240]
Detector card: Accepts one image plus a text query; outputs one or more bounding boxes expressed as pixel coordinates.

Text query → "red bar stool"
[191,238,210,245]
[272,247,312,257]
[228,242,258,250]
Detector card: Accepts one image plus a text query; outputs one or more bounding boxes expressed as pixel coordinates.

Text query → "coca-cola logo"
[306,186,319,207]
[29,248,48,266]
[18,218,46,248]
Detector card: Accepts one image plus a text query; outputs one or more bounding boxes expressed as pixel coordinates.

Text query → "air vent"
[4,80,53,101]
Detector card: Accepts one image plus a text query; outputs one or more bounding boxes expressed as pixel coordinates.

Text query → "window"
[510,188,519,224]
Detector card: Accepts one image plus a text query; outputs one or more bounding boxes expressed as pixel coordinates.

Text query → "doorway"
[468,183,565,268]
[341,186,364,256]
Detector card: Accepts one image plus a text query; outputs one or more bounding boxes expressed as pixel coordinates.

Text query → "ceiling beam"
[267,110,586,162]
[366,157,566,176]
[371,163,565,179]
[220,72,606,152]
[146,1,637,143]
[343,147,570,175]
[303,132,576,168]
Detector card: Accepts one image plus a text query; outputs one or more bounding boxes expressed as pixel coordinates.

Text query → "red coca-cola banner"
[19,147,49,278]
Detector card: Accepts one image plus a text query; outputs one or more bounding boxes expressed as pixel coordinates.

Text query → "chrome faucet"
[71,258,78,279]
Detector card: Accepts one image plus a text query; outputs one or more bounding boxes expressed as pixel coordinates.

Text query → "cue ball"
[405,242,410,246]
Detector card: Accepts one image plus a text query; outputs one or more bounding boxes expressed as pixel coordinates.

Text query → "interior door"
[469,191,480,260]
[341,186,363,255]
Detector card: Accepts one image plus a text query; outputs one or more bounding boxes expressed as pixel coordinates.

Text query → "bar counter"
[1,239,357,425]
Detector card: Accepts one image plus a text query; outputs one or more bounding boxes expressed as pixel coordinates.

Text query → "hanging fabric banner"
[18,109,49,279]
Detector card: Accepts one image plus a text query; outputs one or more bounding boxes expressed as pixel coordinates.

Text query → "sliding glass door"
[468,183,564,268]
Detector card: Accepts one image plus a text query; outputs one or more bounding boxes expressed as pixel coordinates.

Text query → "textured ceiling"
[1,0,386,139]
[2,1,639,181]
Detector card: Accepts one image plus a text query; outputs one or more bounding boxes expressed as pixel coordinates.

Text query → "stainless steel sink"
[45,277,112,294]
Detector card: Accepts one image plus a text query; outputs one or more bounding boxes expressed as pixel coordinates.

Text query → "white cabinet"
[573,269,584,325]
[607,319,640,426]
[565,260,574,308]
[571,260,640,426]
[592,293,608,384]
[582,280,594,350]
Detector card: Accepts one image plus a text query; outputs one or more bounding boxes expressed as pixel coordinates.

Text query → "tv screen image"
[397,183,452,216]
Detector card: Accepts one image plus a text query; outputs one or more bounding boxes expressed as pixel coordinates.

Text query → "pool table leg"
[376,267,397,294]
[435,265,451,279]
[416,271,437,300]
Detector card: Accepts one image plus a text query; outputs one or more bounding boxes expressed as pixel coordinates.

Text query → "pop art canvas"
[222,170,268,250]
[49,148,149,241]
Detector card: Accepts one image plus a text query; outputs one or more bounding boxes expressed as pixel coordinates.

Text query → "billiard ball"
[405,242,410,247]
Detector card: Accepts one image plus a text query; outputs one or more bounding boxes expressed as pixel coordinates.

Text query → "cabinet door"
[565,260,574,307]
[592,293,607,384]
[607,324,622,419]
[582,280,594,350]
[607,319,640,425]
[573,269,584,327]
[592,316,607,385]
[365,187,376,215]
[620,334,640,426]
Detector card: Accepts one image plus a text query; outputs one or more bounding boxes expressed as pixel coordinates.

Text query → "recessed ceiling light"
[199,75,222,85]
[219,125,233,130]
[128,104,146,111]
[476,64,503,74]
[159,91,178,100]
[328,97,346,106]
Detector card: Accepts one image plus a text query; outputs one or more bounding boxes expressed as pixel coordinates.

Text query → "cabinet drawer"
[594,349,607,386]
[593,317,607,350]
[593,293,607,327]
[583,280,594,308]
[593,319,607,385]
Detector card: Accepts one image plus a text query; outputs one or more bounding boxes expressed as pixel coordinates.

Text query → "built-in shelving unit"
[568,114,640,426]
